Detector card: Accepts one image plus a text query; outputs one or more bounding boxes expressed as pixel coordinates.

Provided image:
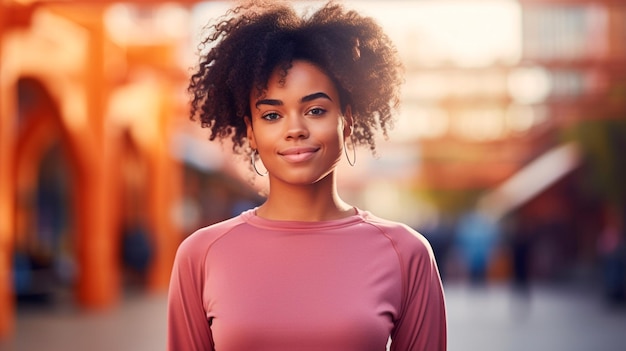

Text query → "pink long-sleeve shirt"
[167,208,447,351]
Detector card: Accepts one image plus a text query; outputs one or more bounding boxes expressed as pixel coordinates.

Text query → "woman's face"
[246,60,352,186]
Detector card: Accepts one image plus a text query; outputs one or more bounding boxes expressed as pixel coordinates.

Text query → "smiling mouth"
[279,148,319,163]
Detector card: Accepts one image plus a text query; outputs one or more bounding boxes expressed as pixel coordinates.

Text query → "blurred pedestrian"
[121,220,153,288]
[455,210,498,285]
[597,206,626,305]
[167,1,447,350]
[509,217,533,297]
[425,215,455,281]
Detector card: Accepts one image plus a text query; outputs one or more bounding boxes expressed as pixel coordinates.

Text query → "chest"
[203,233,402,351]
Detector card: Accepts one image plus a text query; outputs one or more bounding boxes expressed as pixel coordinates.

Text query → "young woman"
[167,2,447,350]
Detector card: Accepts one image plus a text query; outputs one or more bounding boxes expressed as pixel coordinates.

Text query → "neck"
[257,173,353,222]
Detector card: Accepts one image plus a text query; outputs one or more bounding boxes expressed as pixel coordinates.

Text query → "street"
[1,283,625,351]
[445,283,626,351]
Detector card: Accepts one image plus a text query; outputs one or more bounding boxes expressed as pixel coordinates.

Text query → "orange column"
[148,82,182,290]
[0,2,16,337]
[74,8,119,308]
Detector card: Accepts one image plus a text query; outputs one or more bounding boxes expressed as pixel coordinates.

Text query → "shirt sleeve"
[167,236,214,351]
[390,233,447,351]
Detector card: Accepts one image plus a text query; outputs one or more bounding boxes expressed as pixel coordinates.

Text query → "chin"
[276,170,333,186]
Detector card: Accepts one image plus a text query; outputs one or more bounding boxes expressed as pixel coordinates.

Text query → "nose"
[284,115,309,140]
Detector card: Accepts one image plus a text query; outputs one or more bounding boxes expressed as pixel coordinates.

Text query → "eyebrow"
[301,92,332,103]
[255,92,333,109]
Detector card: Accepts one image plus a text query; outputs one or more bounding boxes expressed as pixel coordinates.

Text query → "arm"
[167,238,214,351]
[391,234,447,351]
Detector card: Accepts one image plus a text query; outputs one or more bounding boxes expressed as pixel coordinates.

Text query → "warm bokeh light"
[348,0,522,67]
[104,3,190,45]
[508,66,552,104]
[349,0,522,142]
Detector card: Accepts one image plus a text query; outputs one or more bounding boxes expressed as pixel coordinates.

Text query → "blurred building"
[400,0,626,284]
[0,0,263,338]
[497,0,626,283]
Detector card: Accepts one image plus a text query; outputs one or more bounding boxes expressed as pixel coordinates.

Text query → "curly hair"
[188,0,403,154]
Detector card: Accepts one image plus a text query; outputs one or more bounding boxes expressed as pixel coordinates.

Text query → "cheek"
[322,126,346,158]
[310,121,342,141]
[253,128,280,150]
[332,123,346,145]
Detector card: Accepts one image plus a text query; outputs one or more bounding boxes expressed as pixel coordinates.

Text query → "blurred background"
[0,0,625,350]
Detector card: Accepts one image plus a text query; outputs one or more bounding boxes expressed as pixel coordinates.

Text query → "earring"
[344,136,356,167]
[251,150,268,176]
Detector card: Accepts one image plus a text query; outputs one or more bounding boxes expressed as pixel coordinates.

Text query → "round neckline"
[241,207,365,231]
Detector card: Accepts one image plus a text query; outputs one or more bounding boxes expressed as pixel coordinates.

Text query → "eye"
[307,107,327,116]
[261,112,281,121]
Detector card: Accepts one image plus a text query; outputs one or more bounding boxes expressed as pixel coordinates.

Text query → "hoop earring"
[344,136,356,167]
[251,150,268,176]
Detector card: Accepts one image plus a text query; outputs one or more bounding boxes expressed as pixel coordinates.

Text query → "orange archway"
[14,78,81,303]
[13,76,120,309]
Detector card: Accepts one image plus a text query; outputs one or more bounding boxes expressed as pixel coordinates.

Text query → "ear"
[244,116,257,150]
[342,105,354,139]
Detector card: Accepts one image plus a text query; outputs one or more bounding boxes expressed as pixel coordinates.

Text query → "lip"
[278,147,320,163]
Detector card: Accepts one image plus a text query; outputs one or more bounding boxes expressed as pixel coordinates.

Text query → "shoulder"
[360,210,434,261]
[360,211,443,312]
[175,214,248,262]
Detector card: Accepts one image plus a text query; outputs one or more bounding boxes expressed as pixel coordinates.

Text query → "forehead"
[254,60,339,100]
